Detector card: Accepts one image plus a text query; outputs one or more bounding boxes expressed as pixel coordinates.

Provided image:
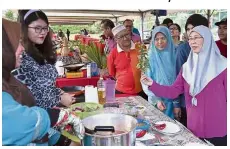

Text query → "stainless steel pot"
[82,113,137,146]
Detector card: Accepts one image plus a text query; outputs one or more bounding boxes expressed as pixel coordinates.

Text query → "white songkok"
[112,24,126,36]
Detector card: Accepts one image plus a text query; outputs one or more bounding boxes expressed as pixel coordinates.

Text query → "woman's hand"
[54,108,85,140]
[60,93,76,107]
[141,74,153,86]
[157,101,166,111]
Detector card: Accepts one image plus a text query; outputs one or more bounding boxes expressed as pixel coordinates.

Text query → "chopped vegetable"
[136,130,147,138]
[154,123,166,130]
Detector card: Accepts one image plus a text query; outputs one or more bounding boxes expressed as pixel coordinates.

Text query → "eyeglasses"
[188,36,203,42]
[116,34,131,40]
[28,26,49,33]
[154,37,167,42]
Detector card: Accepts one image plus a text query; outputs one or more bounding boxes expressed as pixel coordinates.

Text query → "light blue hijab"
[142,26,178,118]
[147,26,177,86]
[182,25,227,106]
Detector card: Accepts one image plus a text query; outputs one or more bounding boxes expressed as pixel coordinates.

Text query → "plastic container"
[91,62,98,76]
[55,61,65,76]
[97,77,106,105]
[87,63,91,78]
[105,79,116,102]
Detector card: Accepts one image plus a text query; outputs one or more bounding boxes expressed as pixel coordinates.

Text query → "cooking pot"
[60,63,85,71]
[82,113,137,146]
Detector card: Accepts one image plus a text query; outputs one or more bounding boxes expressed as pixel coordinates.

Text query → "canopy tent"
[7,9,193,38]
[41,9,154,38]
[42,9,191,38]
[42,9,191,24]
[42,9,151,25]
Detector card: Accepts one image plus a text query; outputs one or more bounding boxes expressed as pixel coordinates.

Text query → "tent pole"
[141,12,144,40]
[115,17,118,25]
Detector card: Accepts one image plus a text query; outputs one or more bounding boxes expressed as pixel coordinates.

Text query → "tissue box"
[66,72,84,78]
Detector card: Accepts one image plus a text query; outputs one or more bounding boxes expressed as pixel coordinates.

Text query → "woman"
[141,25,227,146]
[142,26,180,119]
[12,10,74,109]
[169,23,183,47]
[174,14,209,127]
[176,14,209,75]
[2,18,84,146]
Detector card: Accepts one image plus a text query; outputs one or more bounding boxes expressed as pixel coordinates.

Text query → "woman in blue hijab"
[142,26,180,119]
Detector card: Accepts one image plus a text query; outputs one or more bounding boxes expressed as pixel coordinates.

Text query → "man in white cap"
[107,24,147,100]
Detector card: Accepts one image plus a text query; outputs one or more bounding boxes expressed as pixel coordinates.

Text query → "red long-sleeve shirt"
[216,40,227,58]
[107,43,142,94]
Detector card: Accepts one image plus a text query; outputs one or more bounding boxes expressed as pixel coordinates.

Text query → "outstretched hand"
[140,74,153,86]
[157,101,166,111]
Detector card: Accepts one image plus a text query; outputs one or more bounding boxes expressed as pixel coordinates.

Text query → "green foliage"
[83,43,107,69]
[77,41,87,54]
[136,44,149,72]
[68,40,81,51]
[50,22,102,34]
[4,10,17,21]
[69,40,106,69]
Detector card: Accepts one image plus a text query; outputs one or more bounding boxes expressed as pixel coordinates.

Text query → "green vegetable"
[136,44,149,72]
[61,130,80,143]
[83,42,107,69]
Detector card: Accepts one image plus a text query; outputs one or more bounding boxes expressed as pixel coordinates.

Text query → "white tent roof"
[41,9,191,25]
[42,9,152,25]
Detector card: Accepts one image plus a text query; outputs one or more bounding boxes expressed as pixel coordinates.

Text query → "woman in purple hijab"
[141,25,227,146]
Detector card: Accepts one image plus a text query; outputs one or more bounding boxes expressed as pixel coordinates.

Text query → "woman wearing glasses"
[169,23,183,47]
[141,25,227,146]
[2,18,84,146]
[13,9,75,109]
[141,26,180,119]
[12,10,77,145]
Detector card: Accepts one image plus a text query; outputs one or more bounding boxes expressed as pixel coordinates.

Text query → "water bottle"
[97,77,106,105]
[87,63,91,78]
[91,62,98,76]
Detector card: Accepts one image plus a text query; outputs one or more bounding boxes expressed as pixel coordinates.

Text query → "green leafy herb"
[136,43,149,72]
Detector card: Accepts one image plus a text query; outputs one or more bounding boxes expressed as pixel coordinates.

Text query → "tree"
[4,10,16,21]
[50,23,101,34]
